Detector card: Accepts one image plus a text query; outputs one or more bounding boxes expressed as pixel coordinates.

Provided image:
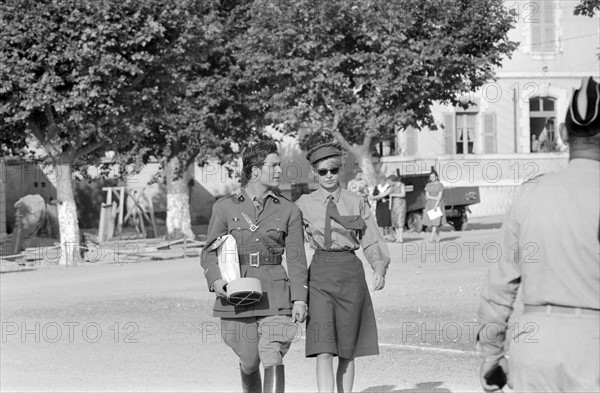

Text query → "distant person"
[422,170,446,243]
[389,175,406,243]
[347,171,369,203]
[370,176,392,240]
[531,134,540,152]
[296,142,389,393]
[476,76,600,392]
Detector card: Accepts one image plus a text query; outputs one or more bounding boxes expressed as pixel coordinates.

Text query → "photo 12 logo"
[2,322,140,344]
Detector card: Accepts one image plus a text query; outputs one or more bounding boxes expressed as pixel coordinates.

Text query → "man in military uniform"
[201,141,308,393]
[476,76,600,392]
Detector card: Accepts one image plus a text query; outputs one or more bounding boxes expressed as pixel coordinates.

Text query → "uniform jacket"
[201,187,308,318]
[476,159,600,360]
[296,187,390,274]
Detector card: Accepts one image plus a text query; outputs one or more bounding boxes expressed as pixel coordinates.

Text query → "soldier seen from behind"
[476,76,600,392]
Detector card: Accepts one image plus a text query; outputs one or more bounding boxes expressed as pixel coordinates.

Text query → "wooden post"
[148,194,158,238]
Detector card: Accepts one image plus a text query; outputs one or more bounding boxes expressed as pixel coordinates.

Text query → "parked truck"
[400,172,480,232]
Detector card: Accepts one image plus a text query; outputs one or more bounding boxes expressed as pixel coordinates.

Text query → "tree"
[574,0,600,16]
[0,0,212,264]
[237,0,518,184]
[125,0,269,240]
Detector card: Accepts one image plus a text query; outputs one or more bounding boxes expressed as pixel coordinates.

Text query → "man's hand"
[480,356,509,392]
[212,279,228,299]
[373,271,385,291]
[291,301,308,323]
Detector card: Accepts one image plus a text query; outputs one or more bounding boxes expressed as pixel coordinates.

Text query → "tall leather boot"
[263,365,284,393]
[240,365,262,393]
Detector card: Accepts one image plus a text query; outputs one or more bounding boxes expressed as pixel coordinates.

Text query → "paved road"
[1,228,506,392]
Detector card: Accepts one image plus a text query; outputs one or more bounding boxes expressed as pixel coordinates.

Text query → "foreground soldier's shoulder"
[215,188,245,205]
[522,173,546,186]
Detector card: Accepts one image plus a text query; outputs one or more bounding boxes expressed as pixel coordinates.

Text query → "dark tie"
[253,198,263,218]
[323,195,367,249]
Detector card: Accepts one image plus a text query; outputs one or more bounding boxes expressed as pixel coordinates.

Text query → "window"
[529,96,558,152]
[531,1,556,53]
[455,114,476,154]
[405,127,418,156]
[375,136,397,157]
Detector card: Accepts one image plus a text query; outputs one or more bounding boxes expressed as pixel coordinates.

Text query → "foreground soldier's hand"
[291,301,308,323]
[373,270,385,291]
[212,279,228,299]
[480,356,510,392]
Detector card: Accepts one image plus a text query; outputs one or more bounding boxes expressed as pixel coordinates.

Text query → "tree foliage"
[236,0,518,158]
[126,0,268,179]
[574,0,600,16]
[0,0,227,263]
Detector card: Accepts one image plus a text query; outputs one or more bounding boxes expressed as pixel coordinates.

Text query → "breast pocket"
[261,220,287,247]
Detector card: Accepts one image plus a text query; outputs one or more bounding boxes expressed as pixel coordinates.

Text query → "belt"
[314,249,356,254]
[239,253,282,267]
[523,304,600,316]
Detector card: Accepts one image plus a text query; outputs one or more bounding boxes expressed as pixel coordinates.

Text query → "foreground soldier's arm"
[476,194,523,390]
[476,200,521,358]
[201,201,229,297]
[358,197,389,290]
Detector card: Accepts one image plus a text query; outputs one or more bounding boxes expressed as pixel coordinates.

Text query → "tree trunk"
[331,130,379,187]
[355,149,379,187]
[165,157,195,240]
[53,162,82,266]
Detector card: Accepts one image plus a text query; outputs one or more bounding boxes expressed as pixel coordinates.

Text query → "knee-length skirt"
[305,250,379,359]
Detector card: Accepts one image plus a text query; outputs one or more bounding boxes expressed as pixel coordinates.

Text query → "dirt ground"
[1,219,508,392]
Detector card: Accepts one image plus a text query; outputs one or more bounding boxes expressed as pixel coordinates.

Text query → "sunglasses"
[317,167,340,176]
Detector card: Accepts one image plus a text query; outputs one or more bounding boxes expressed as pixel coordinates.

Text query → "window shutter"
[443,113,454,154]
[483,112,497,154]
[406,126,417,156]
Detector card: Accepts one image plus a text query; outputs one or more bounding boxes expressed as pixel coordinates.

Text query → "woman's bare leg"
[316,353,335,393]
[395,228,403,243]
[336,357,355,393]
[430,226,437,242]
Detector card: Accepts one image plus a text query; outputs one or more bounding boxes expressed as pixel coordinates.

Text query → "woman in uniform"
[296,142,390,393]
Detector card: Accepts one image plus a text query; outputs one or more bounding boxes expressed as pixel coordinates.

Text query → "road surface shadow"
[439,236,460,242]
[362,382,452,392]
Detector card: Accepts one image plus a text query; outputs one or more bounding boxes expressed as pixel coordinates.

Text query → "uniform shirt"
[477,158,600,360]
[296,187,390,274]
[245,188,274,218]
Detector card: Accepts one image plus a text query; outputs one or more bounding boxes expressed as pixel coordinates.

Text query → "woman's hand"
[373,271,385,291]
[291,301,308,323]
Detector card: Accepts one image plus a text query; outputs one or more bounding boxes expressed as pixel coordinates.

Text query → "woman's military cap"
[306,142,343,166]
[566,76,600,137]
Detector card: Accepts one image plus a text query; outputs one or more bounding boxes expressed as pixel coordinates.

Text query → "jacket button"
[238,227,241,230]
[256,239,260,242]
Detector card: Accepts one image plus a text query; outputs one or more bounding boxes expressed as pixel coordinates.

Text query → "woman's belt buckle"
[249,252,260,267]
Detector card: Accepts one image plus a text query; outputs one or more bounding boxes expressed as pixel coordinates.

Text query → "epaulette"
[216,188,245,203]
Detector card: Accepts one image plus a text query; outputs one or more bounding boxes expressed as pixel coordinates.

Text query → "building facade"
[376,0,599,216]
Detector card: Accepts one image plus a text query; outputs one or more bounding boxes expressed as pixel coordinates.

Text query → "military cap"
[565,76,600,137]
[306,142,342,166]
